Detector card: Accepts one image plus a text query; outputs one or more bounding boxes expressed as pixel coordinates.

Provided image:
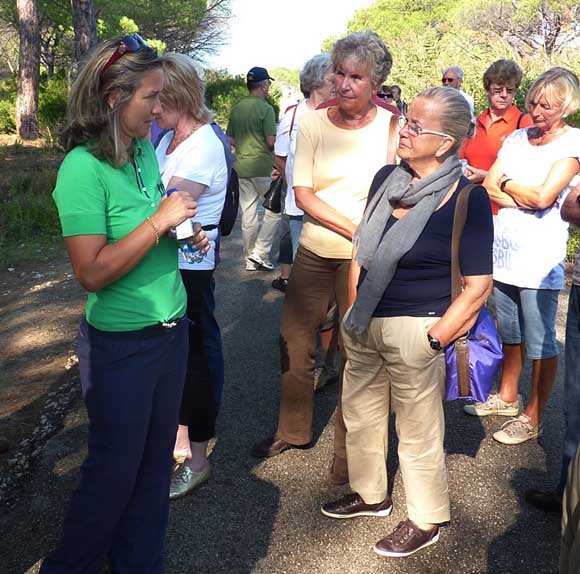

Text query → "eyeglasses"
[398,116,452,138]
[489,86,515,95]
[441,77,456,84]
[100,34,149,78]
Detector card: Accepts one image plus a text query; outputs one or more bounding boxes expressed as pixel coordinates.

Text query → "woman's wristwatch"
[500,177,512,192]
[427,334,442,351]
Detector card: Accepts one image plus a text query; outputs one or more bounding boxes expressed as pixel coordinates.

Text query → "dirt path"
[0,253,84,503]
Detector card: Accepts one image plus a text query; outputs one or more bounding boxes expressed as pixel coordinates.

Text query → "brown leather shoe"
[252,434,295,458]
[321,492,392,519]
[374,519,440,558]
[328,454,349,485]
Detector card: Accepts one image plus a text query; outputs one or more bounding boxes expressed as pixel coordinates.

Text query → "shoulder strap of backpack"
[386,114,399,165]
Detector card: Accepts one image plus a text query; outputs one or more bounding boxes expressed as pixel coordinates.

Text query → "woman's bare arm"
[484,159,519,208]
[294,185,357,240]
[427,274,493,347]
[66,192,206,293]
[165,176,208,201]
[498,157,580,210]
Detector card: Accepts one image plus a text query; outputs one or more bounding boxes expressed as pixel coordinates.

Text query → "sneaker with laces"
[373,519,440,558]
[321,492,392,519]
[463,393,520,417]
[493,413,542,445]
[248,252,274,271]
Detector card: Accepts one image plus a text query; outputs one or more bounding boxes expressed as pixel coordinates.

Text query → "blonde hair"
[159,53,213,124]
[61,36,160,167]
[525,67,580,119]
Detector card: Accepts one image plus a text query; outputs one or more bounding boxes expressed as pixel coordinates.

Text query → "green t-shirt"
[53,139,186,332]
[226,96,277,178]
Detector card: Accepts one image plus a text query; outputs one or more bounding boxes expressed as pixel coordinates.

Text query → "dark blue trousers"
[41,317,188,574]
[560,285,580,493]
[179,269,224,441]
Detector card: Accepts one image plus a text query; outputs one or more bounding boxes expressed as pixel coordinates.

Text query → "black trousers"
[179,269,224,442]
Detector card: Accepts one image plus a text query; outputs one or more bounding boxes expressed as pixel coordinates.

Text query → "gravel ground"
[0,220,569,574]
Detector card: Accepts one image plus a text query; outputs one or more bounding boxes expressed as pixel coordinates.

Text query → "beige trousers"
[238,176,280,260]
[341,314,450,525]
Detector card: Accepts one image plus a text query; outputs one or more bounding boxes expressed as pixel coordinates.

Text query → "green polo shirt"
[53,139,186,332]
[226,96,277,178]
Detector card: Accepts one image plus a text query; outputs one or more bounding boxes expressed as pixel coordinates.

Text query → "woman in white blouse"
[466,67,580,445]
[155,53,228,498]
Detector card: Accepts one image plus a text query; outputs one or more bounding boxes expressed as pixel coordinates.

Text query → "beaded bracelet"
[146,216,160,246]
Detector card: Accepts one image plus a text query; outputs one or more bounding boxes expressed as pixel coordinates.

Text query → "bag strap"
[516,111,524,130]
[450,182,476,301]
[387,113,399,165]
[450,181,476,397]
[289,103,299,137]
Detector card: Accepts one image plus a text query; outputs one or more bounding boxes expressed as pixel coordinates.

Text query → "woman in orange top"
[461,59,533,214]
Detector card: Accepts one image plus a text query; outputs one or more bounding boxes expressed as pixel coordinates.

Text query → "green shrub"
[568,226,580,262]
[0,99,16,134]
[38,77,68,132]
[0,169,61,265]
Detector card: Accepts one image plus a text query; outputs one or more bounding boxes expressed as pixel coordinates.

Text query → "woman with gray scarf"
[321,87,494,558]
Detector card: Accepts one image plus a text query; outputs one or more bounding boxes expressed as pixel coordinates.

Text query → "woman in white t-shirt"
[465,67,580,445]
[156,53,228,499]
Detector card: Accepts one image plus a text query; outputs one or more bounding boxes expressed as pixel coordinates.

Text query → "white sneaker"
[245,259,259,271]
[248,252,274,271]
[493,414,542,445]
[463,393,520,417]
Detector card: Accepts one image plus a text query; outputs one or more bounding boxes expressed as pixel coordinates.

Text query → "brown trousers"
[277,246,350,460]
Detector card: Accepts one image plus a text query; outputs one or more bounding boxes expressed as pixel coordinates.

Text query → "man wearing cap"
[227,67,279,271]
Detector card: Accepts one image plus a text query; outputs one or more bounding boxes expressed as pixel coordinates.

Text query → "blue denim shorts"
[492,280,560,359]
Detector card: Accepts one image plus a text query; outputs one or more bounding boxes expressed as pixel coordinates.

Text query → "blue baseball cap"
[247,67,275,82]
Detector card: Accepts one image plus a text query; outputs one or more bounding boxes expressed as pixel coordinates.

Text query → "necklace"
[529,124,568,146]
[167,120,204,154]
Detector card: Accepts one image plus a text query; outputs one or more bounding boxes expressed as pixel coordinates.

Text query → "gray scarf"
[343,155,462,337]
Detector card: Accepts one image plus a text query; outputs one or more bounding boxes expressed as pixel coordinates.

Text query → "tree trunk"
[71,0,97,66]
[16,0,40,141]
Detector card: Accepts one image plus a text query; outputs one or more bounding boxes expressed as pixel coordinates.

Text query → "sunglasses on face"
[442,77,455,84]
[100,34,149,78]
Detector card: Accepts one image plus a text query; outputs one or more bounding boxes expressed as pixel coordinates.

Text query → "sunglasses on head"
[100,34,149,78]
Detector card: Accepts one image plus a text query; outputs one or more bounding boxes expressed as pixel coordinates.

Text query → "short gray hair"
[299,53,332,97]
[416,86,475,154]
[331,30,392,88]
[443,66,464,80]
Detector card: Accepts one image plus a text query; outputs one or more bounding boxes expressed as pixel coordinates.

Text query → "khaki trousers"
[238,176,280,260]
[341,315,450,525]
[277,246,349,460]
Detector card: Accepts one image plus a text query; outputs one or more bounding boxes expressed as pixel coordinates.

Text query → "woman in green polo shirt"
[40,35,207,574]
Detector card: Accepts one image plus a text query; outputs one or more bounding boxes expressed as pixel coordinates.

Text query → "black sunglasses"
[101,34,149,77]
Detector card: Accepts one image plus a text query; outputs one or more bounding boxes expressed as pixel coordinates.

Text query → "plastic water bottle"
[166,188,205,264]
